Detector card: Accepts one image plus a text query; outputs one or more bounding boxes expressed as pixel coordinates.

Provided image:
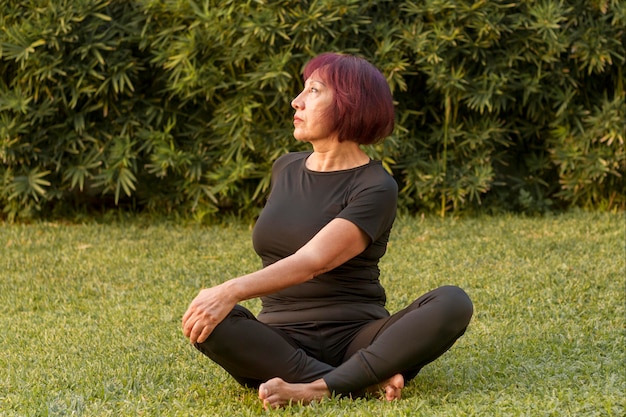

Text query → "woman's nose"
[291,92,304,109]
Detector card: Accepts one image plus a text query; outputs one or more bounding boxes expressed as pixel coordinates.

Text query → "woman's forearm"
[224,251,320,302]
[225,217,369,303]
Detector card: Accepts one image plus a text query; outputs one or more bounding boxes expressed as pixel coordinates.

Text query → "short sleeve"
[337,173,398,242]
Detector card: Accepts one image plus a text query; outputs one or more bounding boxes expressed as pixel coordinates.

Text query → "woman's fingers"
[182,287,233,343]
[182,307,214,343]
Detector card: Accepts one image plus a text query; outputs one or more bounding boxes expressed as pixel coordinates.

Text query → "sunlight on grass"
[1,212,624,416]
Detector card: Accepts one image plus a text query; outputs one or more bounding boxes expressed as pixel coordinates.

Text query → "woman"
[182,52,473,409]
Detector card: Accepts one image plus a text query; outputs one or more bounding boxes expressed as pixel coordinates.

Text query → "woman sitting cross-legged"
[182,52,473,409]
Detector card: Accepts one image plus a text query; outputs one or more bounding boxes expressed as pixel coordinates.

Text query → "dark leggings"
[194,285,473,396]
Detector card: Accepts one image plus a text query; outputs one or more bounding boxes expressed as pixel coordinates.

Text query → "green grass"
[1,211,624,416]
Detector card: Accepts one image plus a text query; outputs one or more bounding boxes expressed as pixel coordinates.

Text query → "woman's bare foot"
[383,373,405,400]
[258,377,330,409]
[367,373,405,401]
[258,374,404,408]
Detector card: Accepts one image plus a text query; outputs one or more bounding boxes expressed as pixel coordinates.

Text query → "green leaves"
[549,94,625,209]
[392,0,624,214]
[0,0,623,221]
[8,167,51,202]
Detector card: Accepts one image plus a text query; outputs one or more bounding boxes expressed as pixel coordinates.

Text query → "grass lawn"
[1,211,624,416]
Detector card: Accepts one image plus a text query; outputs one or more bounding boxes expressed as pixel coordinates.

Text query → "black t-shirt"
[252,151,398,324]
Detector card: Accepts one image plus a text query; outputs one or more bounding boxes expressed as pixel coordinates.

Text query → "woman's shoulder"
[361,160,398,192]
[272,151,310,173]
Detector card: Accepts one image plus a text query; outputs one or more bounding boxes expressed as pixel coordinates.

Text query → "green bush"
[1,0,154,219]
[392,0,625,214]
[1,0,624,221]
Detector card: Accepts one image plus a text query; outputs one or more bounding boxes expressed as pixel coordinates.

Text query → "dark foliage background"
[1,0,624,221]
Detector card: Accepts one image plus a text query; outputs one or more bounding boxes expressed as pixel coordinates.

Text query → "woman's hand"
[182,283,237,344]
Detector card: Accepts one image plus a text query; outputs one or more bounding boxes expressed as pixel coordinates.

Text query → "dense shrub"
[1,0,624,221]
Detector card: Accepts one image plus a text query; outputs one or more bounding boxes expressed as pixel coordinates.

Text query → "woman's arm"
[182,217,370,343]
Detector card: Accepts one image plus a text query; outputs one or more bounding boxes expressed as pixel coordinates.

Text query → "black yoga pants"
[194,285,473,396]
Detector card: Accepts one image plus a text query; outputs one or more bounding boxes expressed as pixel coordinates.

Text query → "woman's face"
[291,70,337,143]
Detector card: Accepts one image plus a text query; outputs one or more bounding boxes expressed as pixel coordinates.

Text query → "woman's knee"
[194,304,255,355]
[437,285,473,325]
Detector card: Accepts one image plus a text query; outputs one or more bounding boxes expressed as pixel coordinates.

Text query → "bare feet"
[258,374,405,409]
[258,378,330,409]
[378,373,405,401]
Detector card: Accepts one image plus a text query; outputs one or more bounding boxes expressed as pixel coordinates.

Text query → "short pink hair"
[302,53,395,145]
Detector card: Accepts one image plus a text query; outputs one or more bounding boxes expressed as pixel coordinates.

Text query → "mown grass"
[1,211,624,416]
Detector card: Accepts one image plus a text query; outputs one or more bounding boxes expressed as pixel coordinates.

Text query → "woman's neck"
[306,142,370,172]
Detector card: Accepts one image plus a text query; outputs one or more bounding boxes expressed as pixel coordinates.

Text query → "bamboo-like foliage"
[1,0,624,221]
